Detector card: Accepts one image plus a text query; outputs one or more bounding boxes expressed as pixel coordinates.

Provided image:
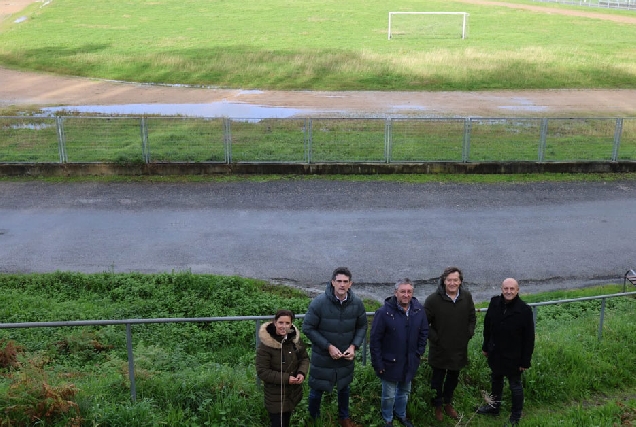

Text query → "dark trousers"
[308,385,350,420]
[491,371,524,420]
[268,411,292,427]
[430,367,460,406]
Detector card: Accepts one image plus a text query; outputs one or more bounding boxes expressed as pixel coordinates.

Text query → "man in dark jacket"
[302,267,368,427]
[477,278,535,426]
[370,278,428,427]
[424,266,476,422]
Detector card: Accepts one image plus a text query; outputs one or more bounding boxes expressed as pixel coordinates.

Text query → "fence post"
[597,298,606,341]
[223,118,232,164]
[126,323,137,402]
[385,118,392,164]
[532,306,538,328]
[538,118,548,162]
[140,117,149,163]
[255,319,262,386]
[612,118,623,162]
[462,118,471,162]
[56,116,67,163]
[307,119,313,164]
[362,335,368,366]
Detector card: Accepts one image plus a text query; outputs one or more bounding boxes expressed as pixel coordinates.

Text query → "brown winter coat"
[256,322,310,414]
[424,283,476,371]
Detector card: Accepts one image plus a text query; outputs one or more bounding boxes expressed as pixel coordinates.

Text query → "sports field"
[0,0,635,91]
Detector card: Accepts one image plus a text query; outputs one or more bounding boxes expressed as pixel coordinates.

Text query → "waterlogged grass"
[0,0,635,90]
[1,273,636,426]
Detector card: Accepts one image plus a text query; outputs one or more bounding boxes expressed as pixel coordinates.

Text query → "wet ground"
[1,180,635,303]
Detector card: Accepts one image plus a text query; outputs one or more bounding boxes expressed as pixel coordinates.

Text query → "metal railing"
[1,291,635,401]
[2,116,635,164]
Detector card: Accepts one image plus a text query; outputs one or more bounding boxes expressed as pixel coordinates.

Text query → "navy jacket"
[370,295,428,384]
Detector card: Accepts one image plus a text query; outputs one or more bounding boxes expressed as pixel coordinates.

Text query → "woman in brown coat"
[256,309,310,427]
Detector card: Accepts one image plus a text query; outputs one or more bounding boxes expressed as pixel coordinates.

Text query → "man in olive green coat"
[424,266,476,422]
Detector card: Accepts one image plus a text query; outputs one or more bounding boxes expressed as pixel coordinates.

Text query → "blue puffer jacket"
[302,283,368,391]
[370,296,428,384]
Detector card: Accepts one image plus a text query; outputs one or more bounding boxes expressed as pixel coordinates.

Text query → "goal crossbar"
[388,12,469,40]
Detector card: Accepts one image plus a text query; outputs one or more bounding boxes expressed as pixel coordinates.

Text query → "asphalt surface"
[1,180,635,302]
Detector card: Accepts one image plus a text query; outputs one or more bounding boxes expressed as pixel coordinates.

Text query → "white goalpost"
[388,12,469,40]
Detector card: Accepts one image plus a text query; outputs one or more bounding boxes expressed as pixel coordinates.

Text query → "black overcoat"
[482,294,535,375]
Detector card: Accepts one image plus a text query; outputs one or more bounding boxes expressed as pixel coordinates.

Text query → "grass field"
[0,0,635,90]
[1,273,635,426]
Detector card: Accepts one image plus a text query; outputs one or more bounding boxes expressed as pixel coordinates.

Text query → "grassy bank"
[0,0,635,90]
[0,272,635,426]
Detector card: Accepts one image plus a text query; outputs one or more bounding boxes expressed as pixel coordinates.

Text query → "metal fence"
[533,0,636,10]
[1,291,634,402]
[2,116,635,164]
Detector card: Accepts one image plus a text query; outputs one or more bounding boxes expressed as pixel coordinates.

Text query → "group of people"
[256,266,535,427]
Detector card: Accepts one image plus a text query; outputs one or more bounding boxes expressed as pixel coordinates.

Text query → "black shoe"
[504,418,520,426]
[394,417,413,427]
[383,422,394,427]
[476,403,500,416]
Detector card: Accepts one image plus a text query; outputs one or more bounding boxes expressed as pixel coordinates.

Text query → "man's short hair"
[394,278,413,291]
[332,267,352,281]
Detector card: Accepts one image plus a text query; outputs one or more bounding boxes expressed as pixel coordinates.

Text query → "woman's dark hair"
[274,309,295,322]
[440,266,463,285]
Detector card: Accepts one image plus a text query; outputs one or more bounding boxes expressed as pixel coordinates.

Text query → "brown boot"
[444,403,459,420]
[434,406,444,421]
[339,418,362,427]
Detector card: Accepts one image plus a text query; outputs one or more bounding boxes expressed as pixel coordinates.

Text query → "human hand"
[289,374,304,384]
[482,351,488,357]
[328,344,343,359]
[343,345,355,361]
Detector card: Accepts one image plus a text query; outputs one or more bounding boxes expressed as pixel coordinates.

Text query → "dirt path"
[1,0,636,117]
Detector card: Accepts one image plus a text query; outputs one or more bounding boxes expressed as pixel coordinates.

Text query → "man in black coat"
[477,278,535,426]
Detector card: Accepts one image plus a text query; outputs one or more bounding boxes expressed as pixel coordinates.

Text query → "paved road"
[1,180,635,301]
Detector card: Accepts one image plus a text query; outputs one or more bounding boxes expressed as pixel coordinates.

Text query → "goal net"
[388,12,469,40]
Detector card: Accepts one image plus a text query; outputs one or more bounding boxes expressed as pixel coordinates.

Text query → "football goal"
[388,12,469,40]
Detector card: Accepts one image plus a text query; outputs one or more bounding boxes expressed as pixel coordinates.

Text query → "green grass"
[1,273,636,426]
[0,0,635,90]
[2,171,636,184]
[2,116,635,163]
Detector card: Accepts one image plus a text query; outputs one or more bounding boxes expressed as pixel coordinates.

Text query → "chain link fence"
[1,116,635,164]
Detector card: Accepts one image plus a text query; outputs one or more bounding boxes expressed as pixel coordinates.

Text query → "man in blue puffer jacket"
[370,278,429,427]
[303,267,368,427]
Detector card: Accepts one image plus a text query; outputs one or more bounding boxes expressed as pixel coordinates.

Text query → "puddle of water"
[498,105,548,112]
[14,16,27,23]
[42,101,310,119]
[391,105,428,111]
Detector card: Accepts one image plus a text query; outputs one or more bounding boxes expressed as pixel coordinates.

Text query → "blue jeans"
[308,385,350,420]
[381,379,411,422]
